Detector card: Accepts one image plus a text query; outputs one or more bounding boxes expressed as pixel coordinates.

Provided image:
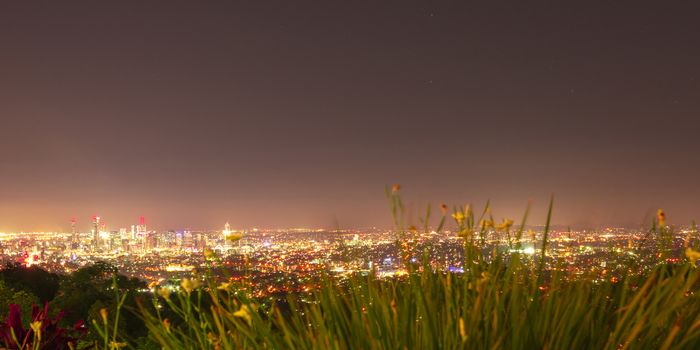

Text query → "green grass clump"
[98,189,700,349]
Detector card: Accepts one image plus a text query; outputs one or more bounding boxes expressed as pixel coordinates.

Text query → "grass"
[88,189,700,349]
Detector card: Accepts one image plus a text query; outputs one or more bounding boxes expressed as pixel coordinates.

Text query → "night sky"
[1,1,699,231]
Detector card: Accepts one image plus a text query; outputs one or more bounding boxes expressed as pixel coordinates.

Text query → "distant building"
[222,222,231,241]
[92,216,101,251]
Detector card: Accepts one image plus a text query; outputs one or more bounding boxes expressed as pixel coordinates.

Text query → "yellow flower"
[180,278,202,293]
[30,321,42,336]
[686,248,700,266]
[100,308,108,323]
[234,305,252,324]
[528,229,536,241]
[217,282,233,291]
[495,218,514,231]
[658,209,666,227]
[157,287,171,300]
[452,212,465,225]
[109,341,128,348]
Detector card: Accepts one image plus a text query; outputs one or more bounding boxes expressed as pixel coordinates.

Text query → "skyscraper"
[92,215,101,250]
[223,222,231,241]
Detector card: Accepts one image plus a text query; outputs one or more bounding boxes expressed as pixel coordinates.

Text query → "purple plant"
[0,303,89,350]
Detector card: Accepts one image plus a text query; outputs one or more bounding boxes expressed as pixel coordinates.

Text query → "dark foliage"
[0,303,89,350]
[0,263,60,302]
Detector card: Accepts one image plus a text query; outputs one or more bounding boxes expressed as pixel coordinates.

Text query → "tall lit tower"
[139,216,147,233]
[138,216,147,251]
[223,222,231,240]
[92,215,101,250]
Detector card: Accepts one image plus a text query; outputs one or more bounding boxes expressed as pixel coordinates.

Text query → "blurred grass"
[97,189,700,349]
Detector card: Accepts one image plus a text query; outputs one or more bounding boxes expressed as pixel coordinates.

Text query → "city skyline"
[2,1,699,231]
[0,203,688,233]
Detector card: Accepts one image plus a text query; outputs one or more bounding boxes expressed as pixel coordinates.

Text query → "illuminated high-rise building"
[175,230,184,250]
[92,215,101,250]
[138,216,147,233]
[119,228,128,241]
[223,222,231,241]
[196,232,207,250]
[144,231,158,251]
[109,230,120,250]
[160,230,176,249]
[183,230,193,249]
[137,216,147,251]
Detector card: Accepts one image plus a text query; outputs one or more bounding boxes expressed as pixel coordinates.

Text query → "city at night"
[1,1,700,349]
